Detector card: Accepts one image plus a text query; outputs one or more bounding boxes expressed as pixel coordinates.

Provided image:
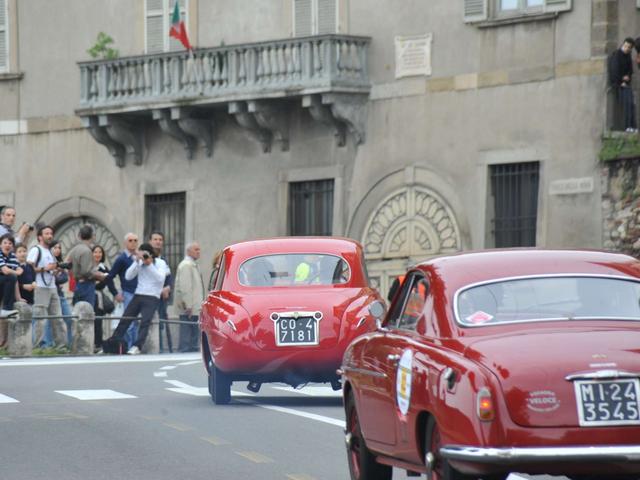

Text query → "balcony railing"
[78,34,371,112]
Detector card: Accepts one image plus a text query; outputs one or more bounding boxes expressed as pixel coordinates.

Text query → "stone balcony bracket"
[77,35,371,163]
[152,108,214,159]
[229,101,274,153]
[302,93,368,146]
[81,115,144,167]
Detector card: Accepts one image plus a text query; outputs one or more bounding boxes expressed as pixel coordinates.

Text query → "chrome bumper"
[441,445,640,464]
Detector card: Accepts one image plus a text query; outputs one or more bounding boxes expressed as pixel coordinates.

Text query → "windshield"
[238,253,350,287]
[455,275,640,326]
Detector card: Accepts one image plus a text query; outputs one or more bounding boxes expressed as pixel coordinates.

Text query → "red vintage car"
[199,237,384,404]
[341,249,640,480]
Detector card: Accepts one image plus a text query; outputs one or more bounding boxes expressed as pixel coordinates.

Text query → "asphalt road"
[0,354,565,480]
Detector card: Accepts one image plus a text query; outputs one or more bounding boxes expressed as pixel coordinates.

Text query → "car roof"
[224,237,362,261]
[416,249,640,291]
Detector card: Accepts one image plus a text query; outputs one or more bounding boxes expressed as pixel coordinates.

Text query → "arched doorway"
[361,185,462,299]
[54,216,121,265]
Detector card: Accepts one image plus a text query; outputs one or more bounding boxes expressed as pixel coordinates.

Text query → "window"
[464,0,571,23]
[489,162,539,248]
[289,179,334,236]
[145,0,188,54]
[239,253,350,287]
[0,0,8,72]
[144,191,186,276]
[293,0,338,36]
[387,273,428,331]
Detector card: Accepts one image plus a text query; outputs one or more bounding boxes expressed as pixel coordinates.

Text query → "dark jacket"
[609,48,633,87]
[106,251,137,294]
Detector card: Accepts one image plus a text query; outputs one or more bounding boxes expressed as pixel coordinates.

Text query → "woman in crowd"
[92,245,117,351]
[15,243,36,305]
[50,240,73,346]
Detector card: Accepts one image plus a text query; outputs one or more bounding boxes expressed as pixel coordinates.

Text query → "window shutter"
[294,0,313,36]
[464,0,487,23]
[317,0,337,34]
[146,0,165,53]
[0,0,6,70]
[544,0,571,13]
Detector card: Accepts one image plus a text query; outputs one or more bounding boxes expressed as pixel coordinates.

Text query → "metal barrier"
[6,302,200,357]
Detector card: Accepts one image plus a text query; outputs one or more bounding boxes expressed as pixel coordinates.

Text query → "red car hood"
[235,287,367,350]
[463,325,640,427]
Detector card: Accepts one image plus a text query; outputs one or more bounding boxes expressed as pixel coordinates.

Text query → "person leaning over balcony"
[609,37,638,133]
[107,243,170,355]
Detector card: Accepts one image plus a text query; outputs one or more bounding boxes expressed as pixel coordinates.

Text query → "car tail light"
[476,387,495,421]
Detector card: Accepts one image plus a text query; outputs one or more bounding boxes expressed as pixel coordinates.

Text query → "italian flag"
[169,1,192,51]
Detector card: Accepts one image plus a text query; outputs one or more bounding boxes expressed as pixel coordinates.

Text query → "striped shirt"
[0,250,20,273]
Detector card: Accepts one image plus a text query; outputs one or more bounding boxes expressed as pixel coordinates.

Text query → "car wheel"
[208,360,231,405]
[425,416,477,480]
[345,393,392,480]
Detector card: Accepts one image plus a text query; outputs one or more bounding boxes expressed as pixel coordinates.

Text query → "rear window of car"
[455,275,640,326]
[238,253,350,287]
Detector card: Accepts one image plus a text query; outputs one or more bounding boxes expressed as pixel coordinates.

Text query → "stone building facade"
[1,0,639,296]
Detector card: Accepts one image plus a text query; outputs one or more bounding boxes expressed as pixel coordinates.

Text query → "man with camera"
[27,225,68,349]
[65,224,106,307]
[0,206,33,244]
[107,243,170,355]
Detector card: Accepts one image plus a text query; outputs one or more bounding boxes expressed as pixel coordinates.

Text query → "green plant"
[0,347,8,357]
[87,32,119,60]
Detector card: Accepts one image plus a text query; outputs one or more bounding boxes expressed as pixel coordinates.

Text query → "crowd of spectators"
[0,205,205,355]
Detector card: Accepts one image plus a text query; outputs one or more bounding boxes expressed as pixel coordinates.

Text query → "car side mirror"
[368,301,385,328]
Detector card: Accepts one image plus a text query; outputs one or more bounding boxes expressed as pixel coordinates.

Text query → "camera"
[22,222,34,231]
[57,261,72,270]
[142,253,150,260]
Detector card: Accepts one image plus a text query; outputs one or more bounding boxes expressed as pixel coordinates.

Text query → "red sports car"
[199,237,384,404]
[341,249,640,480]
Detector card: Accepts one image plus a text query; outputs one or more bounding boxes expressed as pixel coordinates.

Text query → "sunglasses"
[127,238,139,242]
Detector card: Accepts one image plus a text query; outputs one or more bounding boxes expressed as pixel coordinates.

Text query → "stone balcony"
[76,35,371,166]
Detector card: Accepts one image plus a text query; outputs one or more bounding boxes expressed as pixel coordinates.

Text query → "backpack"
[102,337,129,355]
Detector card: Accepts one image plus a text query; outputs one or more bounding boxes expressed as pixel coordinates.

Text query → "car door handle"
[387,354,401,364]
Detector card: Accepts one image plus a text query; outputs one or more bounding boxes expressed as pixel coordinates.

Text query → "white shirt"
[125,257,170,298]
[27,244,56,289]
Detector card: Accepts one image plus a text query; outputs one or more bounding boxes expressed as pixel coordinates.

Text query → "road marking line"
[236,398,346,428]
[139,415,163,421]
[27,413,86,421]
[0,353,200,367]
[177,360,200,366]
[201,436,230,446]
[0,393,19,403]
[235,450,274,463]
[55,389,137,400]
[163,422,192,432]
[271,385,341,397]
[287,475,317,480]
[160,365,177,370]
[154,371,167,377]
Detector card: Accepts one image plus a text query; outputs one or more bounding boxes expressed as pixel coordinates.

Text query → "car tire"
[345,393,392,480]
[425,416,477,480]
[208,360,231,405]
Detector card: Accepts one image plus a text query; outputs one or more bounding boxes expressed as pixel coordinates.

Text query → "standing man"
[106,232,139,348]
[149,231,173,351]
[609,38,638,133]
[0,206,32,244]
[174,241,205,352]
[66,224,105,307]
[27,225,67,349]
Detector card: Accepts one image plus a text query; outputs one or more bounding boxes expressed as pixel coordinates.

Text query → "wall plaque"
[549,177,594,195]
[395,33,432,79]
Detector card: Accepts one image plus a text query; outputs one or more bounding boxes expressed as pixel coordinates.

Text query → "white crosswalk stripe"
[0,393,19,403]
[55,389,137,400]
